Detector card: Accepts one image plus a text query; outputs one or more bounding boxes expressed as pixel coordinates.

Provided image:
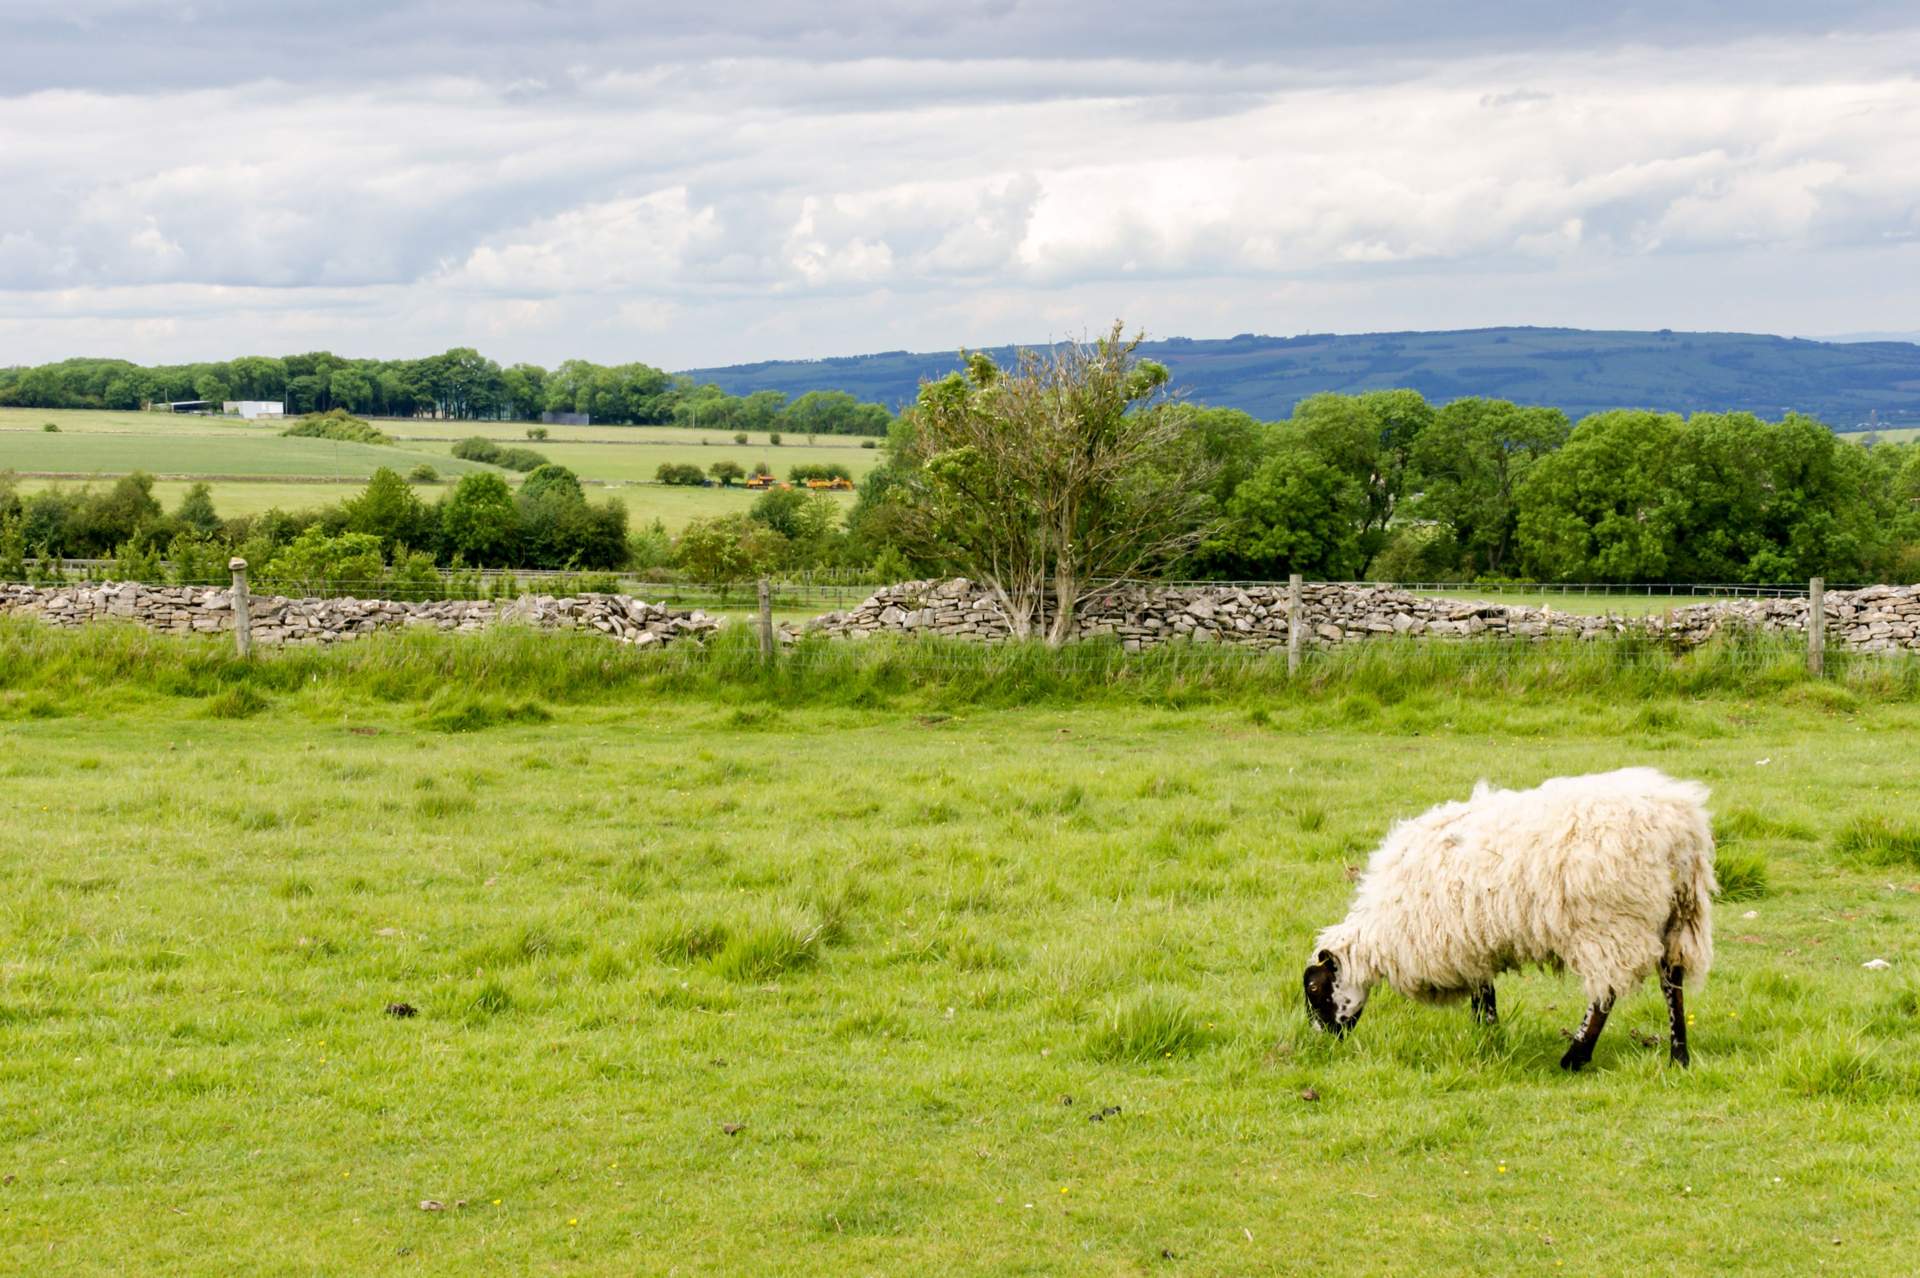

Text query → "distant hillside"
[681,327,1920,429]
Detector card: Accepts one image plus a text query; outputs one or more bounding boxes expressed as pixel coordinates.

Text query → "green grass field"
[0,407,867,532]
[9,476,851,534]
[3,624,1918,1274]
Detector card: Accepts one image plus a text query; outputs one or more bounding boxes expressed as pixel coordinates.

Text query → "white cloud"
[0,25,1918,365]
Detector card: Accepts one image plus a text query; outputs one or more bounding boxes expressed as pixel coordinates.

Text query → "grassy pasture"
[0,420,488,482]
[9,475,850,534]
[0,407,871,531]
[2,624,1919,1274]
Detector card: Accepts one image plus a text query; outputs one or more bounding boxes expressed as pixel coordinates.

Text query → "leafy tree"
[892,323,1219,643]
[1406,398,1569,577]
[673,513,787,595]
[260,528,387,596]
[439,473,519,566]
[708,460,746,487]
[173,482,223,536]
[341,467,434,551]
[519,464,584,505]
[1204,445,1367,579]
[1515,411,1687,581]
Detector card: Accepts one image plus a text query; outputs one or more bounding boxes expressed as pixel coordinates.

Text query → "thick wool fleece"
[1317,768,1717,1007]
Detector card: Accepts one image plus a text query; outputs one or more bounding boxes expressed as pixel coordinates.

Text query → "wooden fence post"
[229,557,252,660]
[1287,573,1304,677]
[757,577,775,665]
[1808,576,1825,677]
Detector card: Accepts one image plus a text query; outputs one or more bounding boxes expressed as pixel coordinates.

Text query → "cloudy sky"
[2,1,1917,368]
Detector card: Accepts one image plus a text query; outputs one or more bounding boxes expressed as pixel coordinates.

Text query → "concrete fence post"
[1287,573,1304,677]
[757,577,775,665]
[229,557,252,659]
[1808,576,1825,677]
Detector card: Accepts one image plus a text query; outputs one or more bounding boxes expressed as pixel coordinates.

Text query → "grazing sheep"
[1302,767,1716,1071]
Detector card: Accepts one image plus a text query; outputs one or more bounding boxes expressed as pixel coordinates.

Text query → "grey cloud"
[3,0,1916,91]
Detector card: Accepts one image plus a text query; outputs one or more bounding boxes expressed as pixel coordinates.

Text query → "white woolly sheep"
[1303,767,1716,1071]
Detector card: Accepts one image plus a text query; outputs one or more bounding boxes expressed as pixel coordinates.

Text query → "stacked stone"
[0,583,722,648]
[808,578,1920,653]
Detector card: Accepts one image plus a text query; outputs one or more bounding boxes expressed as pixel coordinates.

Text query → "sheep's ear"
[1315,949,1337,969]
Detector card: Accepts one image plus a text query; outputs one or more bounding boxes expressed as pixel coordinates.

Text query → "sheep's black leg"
[1469,983,1497,1026]
[1662,965,1690,1067]
[1559,996,1614,1072]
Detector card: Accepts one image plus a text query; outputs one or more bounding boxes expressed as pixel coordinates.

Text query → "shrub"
[655,463,708,486]
[768,431,783,446]
[493,446,549,472]
[260,528,386,596]
[407,464,439,483]
[789,463,854,483]
[526,426,549,441]
[281,409,391,445]
[42,422,59,432]
[861,439,877,449]
[733,432,749,445]
[451,436,501,464]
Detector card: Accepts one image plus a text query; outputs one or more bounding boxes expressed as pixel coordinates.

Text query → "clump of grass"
[1718,808,1815,843]
[1085,989,1214,1063]
[1775,1035,1897,1100]
[462,979,514,1022]
[712,914,824,982]
[1833,815,1920,868]
[415,791,477,819]
[462,923,578,970]
[272,877,316,900]
[202,685,270,719]
[1714,847,1770,901]
[421,692,553,733]
[652,917,731,965]
[1292,803,1328,833]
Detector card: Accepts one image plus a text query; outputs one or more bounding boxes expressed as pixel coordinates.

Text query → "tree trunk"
[1047,561,1076,647]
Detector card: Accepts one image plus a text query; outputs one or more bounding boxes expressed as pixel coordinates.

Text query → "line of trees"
[8,325,1920,600]
[833,327,1920,630]
[0,350,897,435]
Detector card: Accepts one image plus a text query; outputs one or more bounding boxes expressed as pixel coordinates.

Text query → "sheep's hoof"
[1558,1047,1589,1072]
[1671,1046,1691,1068]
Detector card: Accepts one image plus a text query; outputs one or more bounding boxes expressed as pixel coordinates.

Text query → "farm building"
[223,401,286,420]
[155,400,214,414]
[542,410,589,426]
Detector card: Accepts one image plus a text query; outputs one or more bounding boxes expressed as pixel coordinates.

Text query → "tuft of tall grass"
[1085,989,1215,1063]
[5,616,1919,714]
[1832,815,1920,868]
[1714,847,1770,901]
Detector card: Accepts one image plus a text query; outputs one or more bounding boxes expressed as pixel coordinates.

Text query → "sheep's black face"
[1303,950,1359,1035]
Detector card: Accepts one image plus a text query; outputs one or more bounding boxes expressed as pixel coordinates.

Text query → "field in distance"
[2,631,1918,1273]
[0,407,874,531]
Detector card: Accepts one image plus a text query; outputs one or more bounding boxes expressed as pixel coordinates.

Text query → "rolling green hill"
[682,326,1920,428]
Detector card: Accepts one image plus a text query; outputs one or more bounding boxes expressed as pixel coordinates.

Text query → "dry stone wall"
[0,582,723,648]
[808,579,1920,653]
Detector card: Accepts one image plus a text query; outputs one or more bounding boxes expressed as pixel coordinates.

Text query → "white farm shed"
[224,401,286,420]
